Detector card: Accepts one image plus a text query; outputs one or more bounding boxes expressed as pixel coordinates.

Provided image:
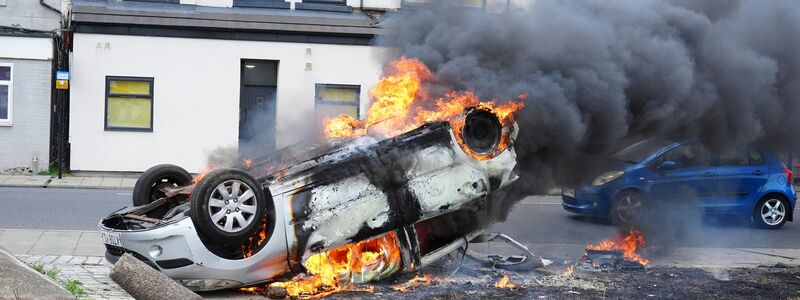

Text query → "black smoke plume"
[376,0,800,222]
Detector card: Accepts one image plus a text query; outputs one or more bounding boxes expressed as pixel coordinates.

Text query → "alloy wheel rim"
[760,199,785,226]
[616,194,643,223]
[617,195,642,223]
[208,180,258,233]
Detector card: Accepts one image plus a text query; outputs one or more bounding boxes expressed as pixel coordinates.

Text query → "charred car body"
[99,108,519,291]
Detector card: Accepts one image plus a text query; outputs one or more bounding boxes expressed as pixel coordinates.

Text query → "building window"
[315,84,360,121]
[105,76,154,131]
[0,64,12,126]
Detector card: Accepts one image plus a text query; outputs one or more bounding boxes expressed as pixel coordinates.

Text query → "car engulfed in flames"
[97,58,524,295]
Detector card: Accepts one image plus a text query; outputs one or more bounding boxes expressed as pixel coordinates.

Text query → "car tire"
[132,164,193,206]
[753,196,789,229]
[610,190,646,226]
[190,168,268,244]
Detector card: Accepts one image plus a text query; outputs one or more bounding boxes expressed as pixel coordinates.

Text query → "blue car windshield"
[612,139,674,164]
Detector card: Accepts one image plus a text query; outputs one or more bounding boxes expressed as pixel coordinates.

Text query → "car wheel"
[610,191,645,225]
[190,168,268,244]
[132,164,193,206]
[753,196,788,229]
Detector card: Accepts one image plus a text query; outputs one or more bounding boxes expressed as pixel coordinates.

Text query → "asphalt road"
[489,196,800,249]
[1,187,798,249]
[0,187,130,230]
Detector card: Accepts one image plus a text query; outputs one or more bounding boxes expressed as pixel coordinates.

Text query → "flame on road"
[391,274,433,292]
[586,228,650,265]
[563,265,574,276]
[494,274,517,289]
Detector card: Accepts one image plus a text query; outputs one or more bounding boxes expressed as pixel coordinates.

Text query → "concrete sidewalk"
[0,229,105,256]
[0,174,139,189]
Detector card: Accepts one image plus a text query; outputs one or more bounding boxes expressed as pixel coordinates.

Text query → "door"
[714,147,769,213]
[239,60,278,160]
[647,143,717,207]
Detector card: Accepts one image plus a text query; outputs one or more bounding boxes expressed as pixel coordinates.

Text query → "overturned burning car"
[98,106,521,292]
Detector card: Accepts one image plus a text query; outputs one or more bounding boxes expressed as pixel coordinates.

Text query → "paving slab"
[28,231,82,256]
[2,176,30,185]
[22,176,51,187]
[101,177,124,188]
[0,229,44,254]
[75,232,105,256]
[0,174,10,183]
[121,177,138,188]
[81,177,103,187]
[49,177,84,187]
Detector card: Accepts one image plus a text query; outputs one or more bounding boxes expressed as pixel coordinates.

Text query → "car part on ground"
[465,232,549,271]
[133,164,193,206]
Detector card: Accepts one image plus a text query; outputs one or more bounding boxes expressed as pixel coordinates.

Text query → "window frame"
[314,83,361,119]
[104,76,154,132]
[0,62,13,127]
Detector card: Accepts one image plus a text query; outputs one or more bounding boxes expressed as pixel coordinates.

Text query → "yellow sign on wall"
[56,79,69,90]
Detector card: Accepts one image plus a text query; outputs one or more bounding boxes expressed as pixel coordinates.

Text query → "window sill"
[0,121,12,127]
[105,127,153,132]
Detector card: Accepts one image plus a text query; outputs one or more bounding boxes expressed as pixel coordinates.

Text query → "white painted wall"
[0,36,53,61]
[70,34,388,172]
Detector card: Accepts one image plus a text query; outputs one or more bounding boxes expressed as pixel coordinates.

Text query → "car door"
[647,143,717,207]
[714,147,769,213]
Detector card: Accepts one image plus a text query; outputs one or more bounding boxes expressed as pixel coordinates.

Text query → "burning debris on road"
[583,228,650,270]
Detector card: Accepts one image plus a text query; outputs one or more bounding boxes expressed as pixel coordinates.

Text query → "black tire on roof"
[132,164,193,206]
[190,168,268,244]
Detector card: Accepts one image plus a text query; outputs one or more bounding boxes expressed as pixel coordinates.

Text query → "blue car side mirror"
[659,160,678,170]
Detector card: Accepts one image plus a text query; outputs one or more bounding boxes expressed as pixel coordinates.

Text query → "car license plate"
[562,188,575,198]
[100,231,123,247]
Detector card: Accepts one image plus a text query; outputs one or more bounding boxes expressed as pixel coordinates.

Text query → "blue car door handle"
[752,170,764,175]
[703,171,714,177]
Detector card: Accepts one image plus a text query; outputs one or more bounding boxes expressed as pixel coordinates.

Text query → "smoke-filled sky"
[377,0,800,195]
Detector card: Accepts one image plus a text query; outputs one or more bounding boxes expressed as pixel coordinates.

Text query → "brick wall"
[0,58,52,171]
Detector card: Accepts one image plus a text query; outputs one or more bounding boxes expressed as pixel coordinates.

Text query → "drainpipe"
[39,0,61,14]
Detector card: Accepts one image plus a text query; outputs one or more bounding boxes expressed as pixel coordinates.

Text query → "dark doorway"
[239,60,278,160]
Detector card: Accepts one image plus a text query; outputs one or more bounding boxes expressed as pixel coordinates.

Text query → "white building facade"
[69,0,395,172]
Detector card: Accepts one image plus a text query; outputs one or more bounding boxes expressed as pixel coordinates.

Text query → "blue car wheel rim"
[760,199,786,226]
[616,194,642,223]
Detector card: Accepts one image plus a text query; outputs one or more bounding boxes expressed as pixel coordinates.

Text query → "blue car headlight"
[592,171,624,186]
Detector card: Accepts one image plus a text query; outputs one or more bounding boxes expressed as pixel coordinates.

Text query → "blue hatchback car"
[562,139,796,229]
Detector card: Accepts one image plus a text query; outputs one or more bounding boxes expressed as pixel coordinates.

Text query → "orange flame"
[494,274,517,289]
[564,265,574,276]
[586,228,650,265]
[391,274,433,292]
[269,232,402,298]
[323,58,525,159]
